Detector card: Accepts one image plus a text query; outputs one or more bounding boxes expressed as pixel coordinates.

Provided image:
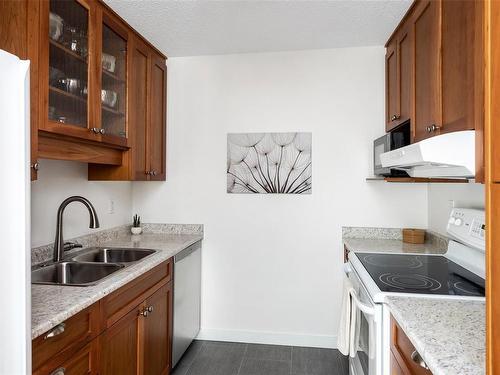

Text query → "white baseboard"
[196,328,337,349]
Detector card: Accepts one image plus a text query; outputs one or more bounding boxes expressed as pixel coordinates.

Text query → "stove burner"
[362,254,423,269]
[379,273,442,291]
[418,255,450,265]
[453,281,484,296]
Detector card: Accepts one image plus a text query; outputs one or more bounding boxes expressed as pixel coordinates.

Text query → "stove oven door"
[345,263,382,375]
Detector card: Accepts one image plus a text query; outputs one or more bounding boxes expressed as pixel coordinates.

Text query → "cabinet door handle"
[44,323,65,340]
[429,124,440,132]
[411,350,429,369]
[49,367,65,375]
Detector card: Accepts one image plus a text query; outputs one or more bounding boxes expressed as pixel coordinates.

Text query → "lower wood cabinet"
[32,259,173,375]
[33,340,99,375]
[390,316,432,375]
[100,307,140,375]
[101,282,173,375]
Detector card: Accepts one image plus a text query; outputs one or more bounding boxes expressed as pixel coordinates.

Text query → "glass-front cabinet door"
[99,12,128,146]
[44,0,94,140]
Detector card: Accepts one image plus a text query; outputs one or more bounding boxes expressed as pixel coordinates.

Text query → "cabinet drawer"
[33,339,98,375]
[391,316,433,375]
[103,258,172,327]
[32,303,100,371]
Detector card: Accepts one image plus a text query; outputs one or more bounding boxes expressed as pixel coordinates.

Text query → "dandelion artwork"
[227,132,312,194]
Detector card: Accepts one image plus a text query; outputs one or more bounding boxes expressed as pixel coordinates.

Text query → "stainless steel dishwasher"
[172,241,202,368]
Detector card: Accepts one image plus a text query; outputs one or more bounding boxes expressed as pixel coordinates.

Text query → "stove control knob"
[449,217,456,224]
[454,218,463,226]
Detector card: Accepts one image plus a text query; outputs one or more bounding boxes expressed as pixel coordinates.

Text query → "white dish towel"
[337,276,357,356]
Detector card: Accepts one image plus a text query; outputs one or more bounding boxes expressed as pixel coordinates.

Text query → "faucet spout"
[53,196,100,263]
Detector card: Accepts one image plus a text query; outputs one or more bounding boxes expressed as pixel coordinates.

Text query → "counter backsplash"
[31,223,204,266]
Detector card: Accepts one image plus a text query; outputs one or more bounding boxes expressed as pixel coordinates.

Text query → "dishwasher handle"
[174,241,201,263]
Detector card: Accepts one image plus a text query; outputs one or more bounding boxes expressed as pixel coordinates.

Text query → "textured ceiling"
[103,0,412,57]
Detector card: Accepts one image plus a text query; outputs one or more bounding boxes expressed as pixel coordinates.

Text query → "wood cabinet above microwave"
[385,0,484,181]
[0,0,167,181]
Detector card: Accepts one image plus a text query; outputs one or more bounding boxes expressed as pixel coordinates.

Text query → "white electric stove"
[344,208,485,375]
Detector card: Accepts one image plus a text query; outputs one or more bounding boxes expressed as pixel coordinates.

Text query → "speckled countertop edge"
[342,227,448,255]
[31,231,203,339]
[386,296,485,375]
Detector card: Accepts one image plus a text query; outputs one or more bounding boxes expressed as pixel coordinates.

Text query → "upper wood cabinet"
[385,0,484,180]
[412,0,440,142]
[385,24,412,132]
[386,0,483,141]
[88,36,167,181]
[0,0,166,181]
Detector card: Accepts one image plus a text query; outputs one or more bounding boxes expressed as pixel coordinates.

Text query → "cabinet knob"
[49,367,65,375]
[145,171,151,175]
[31,162,40,171]
[91,127,100,134]
[139,309,149,317]
[390,114,400,122]
[99,128,106,135]
[426,126,431,133]
[151,170,157,176]
[429,124,440,132]
[147,306,153,313]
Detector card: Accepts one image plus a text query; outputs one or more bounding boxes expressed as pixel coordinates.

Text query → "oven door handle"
[348,289,376,316]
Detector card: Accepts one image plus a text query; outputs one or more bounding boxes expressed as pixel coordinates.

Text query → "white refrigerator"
[0,49,31,374]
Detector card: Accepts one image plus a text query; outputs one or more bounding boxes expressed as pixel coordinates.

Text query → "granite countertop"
[343,238,446,255]
[386,296,485,375]
[31,232,203,339]
[342,226,448,255]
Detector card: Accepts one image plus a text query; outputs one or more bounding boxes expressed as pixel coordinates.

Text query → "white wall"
[31,159,133,247]
[427,183,485,236]
[132,47,428,347]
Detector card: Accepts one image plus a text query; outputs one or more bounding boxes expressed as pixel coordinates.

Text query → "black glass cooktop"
[357,253,485,297]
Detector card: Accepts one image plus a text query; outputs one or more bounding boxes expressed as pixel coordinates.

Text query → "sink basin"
[32,261,124,286]
[70,247,156,264]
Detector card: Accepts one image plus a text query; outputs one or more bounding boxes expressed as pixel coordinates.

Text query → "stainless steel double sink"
[32,247,156,287]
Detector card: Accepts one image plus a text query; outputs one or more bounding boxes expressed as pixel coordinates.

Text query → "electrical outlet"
[108,199,115,214]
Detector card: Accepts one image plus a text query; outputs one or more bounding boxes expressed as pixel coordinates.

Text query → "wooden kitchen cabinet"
[101,281,172,374]
[1,0,166,181]
[100,307,141,375]
[412,0,440,143]
[385,0,483,142]
[385,0,484,181]
[143,283,173,375]
[391,316,433,375]
[32,259,173,375]
[88,37,167,181]
[385,24,412,132]
[33,340,99,375]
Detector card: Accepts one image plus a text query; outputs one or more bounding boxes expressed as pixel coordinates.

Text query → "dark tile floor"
[172,340,349,375]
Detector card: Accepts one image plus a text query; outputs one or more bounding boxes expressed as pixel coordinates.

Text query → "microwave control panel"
[447,208,485,251]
